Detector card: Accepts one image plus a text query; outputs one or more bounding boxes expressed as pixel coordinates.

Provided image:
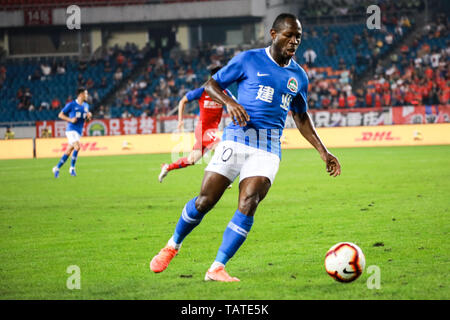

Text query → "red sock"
[167,157,192,171]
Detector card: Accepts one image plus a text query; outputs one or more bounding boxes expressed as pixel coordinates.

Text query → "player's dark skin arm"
[204,78,249,126]
[292,110,341,177]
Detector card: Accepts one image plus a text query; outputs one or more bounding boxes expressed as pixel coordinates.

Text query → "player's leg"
[150,171,232,273]
[158,126,206,183]
[237,176,272,216]
[53,133,75,178]
[205,176,271,282]
[158,121,203,182]
[173,171,232,244]
[206,148,279,281]
[69,141,81,176]
[151,140,242,273]
[203,131,233,189]
[158,149,202,183]
[159,125,218,182]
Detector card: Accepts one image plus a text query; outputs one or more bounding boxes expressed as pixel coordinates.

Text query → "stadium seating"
[0,45,142,122]
[0,0,148,10]
[295,23,407,75]
[0,0,217,10]
[106,22,409,118]
[361,20,450,108]
[1,10,447,122]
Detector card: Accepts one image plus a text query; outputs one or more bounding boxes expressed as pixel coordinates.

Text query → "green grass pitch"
[0,145,449,300]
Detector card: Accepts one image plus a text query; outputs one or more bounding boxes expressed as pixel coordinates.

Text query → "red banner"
[392,105,450,124]
[24,8,52,25]
[36,117,157,138]
[36,106,450,138]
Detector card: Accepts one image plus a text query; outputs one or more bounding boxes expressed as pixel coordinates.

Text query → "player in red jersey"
[158,66,235,182]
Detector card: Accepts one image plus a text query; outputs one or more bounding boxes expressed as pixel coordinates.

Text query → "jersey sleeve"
[61,102,72,115]
[212,52,247,89]
[224,88,237,102]
[186,88,204,101]
[290,75,309,114]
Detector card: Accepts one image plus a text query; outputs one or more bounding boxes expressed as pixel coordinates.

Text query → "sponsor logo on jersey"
[203,100,223,109]
[287,77,298,93]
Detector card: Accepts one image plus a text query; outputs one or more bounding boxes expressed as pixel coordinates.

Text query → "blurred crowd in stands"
[106,42,249,119]
[360,13,449,109]
[0,4,448,123]
[0,42,144,121]
[300,0,424,19]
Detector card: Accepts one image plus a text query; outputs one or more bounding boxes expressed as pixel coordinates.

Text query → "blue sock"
[172,197,207,245]
[57,154,69,169]
[215,210,254,265]
[71,150,79,168]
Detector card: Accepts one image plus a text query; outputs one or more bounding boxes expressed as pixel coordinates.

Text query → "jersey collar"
[75,98,84,107]
[265,46,291,68]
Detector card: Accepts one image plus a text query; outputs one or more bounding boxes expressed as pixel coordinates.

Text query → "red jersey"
[347,94,356,108]
[186,87,233,129]
[185,87,234,153]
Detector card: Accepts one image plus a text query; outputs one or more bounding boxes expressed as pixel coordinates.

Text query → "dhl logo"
[52,142,108,153]
[355,131,400,141]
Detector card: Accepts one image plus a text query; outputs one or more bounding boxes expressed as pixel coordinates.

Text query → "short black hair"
[77,87,86,96]
[272,13,299,32]
[210,65,222,76]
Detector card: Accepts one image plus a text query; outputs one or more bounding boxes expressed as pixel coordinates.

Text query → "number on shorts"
[221,147,233,162]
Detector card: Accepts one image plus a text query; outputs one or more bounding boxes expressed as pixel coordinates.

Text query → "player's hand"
[322,152,341,177]
[226,101,249,127]
[70,117,77,124]
[177,120,184,132]
[86,112,92,122]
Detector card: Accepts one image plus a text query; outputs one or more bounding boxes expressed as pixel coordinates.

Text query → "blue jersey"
[61,100,90,135]
[212,47,309,159]
[186,87,234,102]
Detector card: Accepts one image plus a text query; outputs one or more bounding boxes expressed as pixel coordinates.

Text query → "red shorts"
[193,123,220,154]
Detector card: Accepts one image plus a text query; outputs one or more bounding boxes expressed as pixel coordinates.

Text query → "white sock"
[167,236,181,250]
[210,261,225,271]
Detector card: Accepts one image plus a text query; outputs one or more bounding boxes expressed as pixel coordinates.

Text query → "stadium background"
[0,0,449,301]
[0,0,448,146]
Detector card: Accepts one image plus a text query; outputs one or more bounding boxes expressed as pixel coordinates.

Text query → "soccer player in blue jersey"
[52,87,92,178]
[150,13,341,282]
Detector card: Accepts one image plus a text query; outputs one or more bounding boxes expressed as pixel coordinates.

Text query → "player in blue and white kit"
[150,14,341,281]
[52,87,92,178]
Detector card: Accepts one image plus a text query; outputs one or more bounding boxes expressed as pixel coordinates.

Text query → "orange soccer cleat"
[204,266,240,282]
[150,245,178,273]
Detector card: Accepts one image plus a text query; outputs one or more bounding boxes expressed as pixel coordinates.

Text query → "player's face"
[272,18,302,60]
[81,90,88,101]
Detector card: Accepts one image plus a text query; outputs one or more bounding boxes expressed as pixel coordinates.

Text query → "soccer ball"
[324,242,365,283]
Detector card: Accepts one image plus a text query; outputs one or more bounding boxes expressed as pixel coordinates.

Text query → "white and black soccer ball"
[324,242,366,283]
